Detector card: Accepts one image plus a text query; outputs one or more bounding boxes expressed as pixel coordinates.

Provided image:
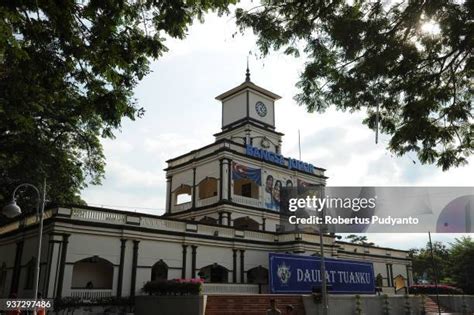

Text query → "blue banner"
[232,162,262,185]
[269,253,375,294]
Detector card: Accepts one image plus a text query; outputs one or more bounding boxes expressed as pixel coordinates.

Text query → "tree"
[409,241,450,284]
[345,234,374,246]
[0,0,234,213]
[448,236,474,293]
[235,0,473,170]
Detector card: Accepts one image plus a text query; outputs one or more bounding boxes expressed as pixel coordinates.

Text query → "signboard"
[269,253,375,294]
[245,144,315,173]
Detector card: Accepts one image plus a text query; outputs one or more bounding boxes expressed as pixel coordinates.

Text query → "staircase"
[424,296,451,314]
[205,295,305,315]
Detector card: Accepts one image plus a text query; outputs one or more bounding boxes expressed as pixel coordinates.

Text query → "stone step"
[206,295,305,315]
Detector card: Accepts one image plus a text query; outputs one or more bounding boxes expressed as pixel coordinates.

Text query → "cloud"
[79,6,474,250]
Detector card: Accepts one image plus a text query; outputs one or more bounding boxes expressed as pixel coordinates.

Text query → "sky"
[81,5,473,251]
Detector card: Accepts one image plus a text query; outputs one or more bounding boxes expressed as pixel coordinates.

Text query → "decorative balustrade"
[70,289,113,299]
[173,202,192,212]
[232,195,263,208]
[71,208,126,224]
[196,195,219,207]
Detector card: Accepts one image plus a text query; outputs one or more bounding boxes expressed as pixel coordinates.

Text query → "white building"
[0,71,412,300]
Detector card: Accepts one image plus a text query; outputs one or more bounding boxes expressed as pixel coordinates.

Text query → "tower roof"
[215,80,281,101]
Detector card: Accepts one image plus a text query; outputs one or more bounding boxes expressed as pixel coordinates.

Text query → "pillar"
[240,250,245,283]
[166,176,172,214]
[191,246,197,278]
[130,240,139,297]
[181,245,188,278]
[117,239,127,297]
[56,234,70,298]
[232,249,237,283]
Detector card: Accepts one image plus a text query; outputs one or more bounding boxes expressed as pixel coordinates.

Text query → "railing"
[202,283,260,295]
[173,202,192,212]
[72,208,126,224]
[196,195,219,207]
[232,195,263,208]
[70,289,113,299]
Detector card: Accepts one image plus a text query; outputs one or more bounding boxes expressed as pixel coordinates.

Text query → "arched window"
[24,257,35,289]
[233,179,259,199]
[71,256,113,289]
[198,264,228,283]
[199,216,218,225]
[247,266,268,284]
[174,185,192,205]
[151,260,168,281]
[198,178,218,199]
[233,216,260,231]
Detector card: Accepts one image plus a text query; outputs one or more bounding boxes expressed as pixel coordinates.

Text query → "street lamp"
[2,179,46,315]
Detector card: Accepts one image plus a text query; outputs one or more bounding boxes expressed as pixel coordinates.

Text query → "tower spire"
[245,56,251,82]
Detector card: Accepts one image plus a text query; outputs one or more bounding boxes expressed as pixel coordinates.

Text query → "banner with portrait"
[263,170,294,211]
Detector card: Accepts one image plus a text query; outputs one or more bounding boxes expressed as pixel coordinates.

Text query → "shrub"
[142,278,203,296]
[409,284,463,295]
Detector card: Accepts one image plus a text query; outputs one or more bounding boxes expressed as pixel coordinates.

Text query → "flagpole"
[428,231,441,315]
[298,129,302,160]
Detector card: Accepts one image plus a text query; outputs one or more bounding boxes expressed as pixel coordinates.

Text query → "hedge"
[142,279,203,296]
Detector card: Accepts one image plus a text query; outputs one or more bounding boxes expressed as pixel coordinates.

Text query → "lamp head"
[2,199,22,218]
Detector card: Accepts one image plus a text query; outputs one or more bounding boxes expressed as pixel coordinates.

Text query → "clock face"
[255,101,267,117]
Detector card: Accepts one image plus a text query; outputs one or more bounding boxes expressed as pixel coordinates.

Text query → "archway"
[151,260,168,281]
[71,256,113,289]
[174,185,192,205]
[247,266,268,284]
[233,216,260,231]
[198,264,229,283]
[198,178,218,199]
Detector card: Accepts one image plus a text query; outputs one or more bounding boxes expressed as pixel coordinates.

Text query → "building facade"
[0,72,412,300]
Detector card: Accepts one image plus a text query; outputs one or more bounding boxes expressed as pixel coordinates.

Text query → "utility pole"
[428,232,441,315]
[319,186,328,315]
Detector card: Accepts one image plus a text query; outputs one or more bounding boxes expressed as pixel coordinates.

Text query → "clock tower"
[214,66,283,153]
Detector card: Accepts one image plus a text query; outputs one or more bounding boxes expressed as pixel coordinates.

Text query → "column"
[218,212,223,225]
[232,250,237,283]
[221,159,230,200]
[191,246,197,278]
[219,159,223,200]
[117,239,127,297]
[262,218,266,231]
[130,240,139,297]
[181,245,188,278]
[166,176,172,214]
[406,265,412,287]
[227,212,232,226]
[56,234,70,298]
[10,240,24,295]
[227,158,232,200]
[192,168,197,208]
[43,235,62,298]
[240,250,245,283]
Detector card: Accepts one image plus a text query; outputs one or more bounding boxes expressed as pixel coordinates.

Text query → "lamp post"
[2,179,46,315]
